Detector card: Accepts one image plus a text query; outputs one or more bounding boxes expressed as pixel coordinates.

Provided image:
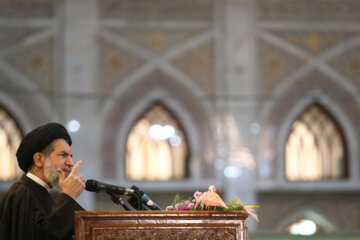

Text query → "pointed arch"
[0,106,23,181]
[257,70,360,186]
[285,103,348,181]
[125,102,189,180]
[100,70,216,180]
[276,208,337,234]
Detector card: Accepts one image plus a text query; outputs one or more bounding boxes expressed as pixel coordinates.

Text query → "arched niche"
[125,102,189,180]
[285,103,348,181]
[0,105,23,181]
[100,70,216,180]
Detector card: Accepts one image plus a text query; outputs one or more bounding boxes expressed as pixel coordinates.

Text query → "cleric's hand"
[58,160,85,200]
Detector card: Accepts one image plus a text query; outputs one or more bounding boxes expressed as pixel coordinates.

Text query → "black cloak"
[0,175,84,240]
[0,122,83,240]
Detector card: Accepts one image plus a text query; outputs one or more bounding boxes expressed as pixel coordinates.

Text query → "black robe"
[0,175,85,240]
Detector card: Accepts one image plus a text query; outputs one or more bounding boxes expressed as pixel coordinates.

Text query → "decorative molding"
[172,40,215,94]
[0,27,38,50]
[114,29,198,54]
[330,44,360,88]
[272,31,355,56]
[99,38,144,93]
[0,0,53,18]
[258,39,305,94]
[95,228,237,240]
[99,0,214,20]
[257,0,360,21]
[76,211,248,240]
[5,38,53,91]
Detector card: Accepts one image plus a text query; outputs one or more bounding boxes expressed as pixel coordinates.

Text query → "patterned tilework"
[172,40,215,94]
[117,29,197,54]
[6,38,53,91]
[0,0,53,17]
[257,0,360,21]
[273,31,355,56]
[258,40,305,94]
[0,28,38,50]
[99,38,144,93]
[267,71,360,128]
[98,0,214,96]
[99,0,213,19]
[330,44,360,87]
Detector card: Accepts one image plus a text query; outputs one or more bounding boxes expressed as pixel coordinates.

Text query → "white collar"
[26,172,51,192]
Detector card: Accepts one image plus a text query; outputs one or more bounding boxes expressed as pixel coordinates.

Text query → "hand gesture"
[58,160,85,200]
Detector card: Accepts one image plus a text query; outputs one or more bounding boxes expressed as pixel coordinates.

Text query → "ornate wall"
[96,0,218,180]
[255,0,360,233]
[0,0,360,236]
[0,0,58,128]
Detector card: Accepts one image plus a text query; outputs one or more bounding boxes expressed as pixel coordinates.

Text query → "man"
[0,122,86,240]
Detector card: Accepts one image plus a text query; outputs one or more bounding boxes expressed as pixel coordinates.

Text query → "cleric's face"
[44,139,73,187]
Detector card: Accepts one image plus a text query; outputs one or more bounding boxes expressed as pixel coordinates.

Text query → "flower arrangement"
[165,185,259,222]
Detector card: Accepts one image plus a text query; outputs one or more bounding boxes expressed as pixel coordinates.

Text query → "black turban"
[16,122,72,172]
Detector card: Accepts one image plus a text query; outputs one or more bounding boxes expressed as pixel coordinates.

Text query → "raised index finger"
[69,160,82,176]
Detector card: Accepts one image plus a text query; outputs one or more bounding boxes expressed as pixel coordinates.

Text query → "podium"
[75,211,248,240]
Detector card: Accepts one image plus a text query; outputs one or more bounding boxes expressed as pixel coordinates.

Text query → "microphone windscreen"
[85,179,99,192]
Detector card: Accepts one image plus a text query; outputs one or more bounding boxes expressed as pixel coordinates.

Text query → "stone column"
[61,0,99,210]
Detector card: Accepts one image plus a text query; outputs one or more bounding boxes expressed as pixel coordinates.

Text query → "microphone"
[127,195,150,211]
[85,179,135,195]
[130,186,162,210]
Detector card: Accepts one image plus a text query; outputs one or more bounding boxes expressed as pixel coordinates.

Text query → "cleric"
[0,122,85,240]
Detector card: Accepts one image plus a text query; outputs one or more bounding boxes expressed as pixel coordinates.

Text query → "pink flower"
[200,192,228,209]
[166,205,174,211]
[178,205,191,210]
[244,206,259,223]
[235,197,259,222]
[208,185,216,192]
[194,191,203,199]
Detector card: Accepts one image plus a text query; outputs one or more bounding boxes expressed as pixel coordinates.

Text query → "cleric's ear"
[33,152,46,168]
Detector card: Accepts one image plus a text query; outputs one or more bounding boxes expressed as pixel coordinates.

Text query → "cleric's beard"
[44,157,59,189]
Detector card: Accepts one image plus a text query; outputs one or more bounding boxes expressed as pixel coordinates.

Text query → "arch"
[100,71,216,181]
[257,71,360,185]
[125,102,189,180]
[276,207,337,233]
[0,90,33,133]
[0,105,23,181]
[0,86,58,181]
[285,103,348,181]
[276,95,358,183]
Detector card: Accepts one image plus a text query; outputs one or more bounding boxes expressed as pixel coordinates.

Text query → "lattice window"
[0,108,23,181]
[286,104,347,181]
[126,103,188,180]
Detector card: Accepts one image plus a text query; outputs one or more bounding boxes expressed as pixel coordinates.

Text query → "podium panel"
[75,211,248,240]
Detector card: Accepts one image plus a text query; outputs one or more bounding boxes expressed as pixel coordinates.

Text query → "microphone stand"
[127,191,150,210]
[107,191,131,211]
[133,191,145,210]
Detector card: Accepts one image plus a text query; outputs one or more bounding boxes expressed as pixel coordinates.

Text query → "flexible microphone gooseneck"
[128,186,162,210]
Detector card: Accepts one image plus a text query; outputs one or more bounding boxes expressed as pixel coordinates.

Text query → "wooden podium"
[75,211,248,240]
